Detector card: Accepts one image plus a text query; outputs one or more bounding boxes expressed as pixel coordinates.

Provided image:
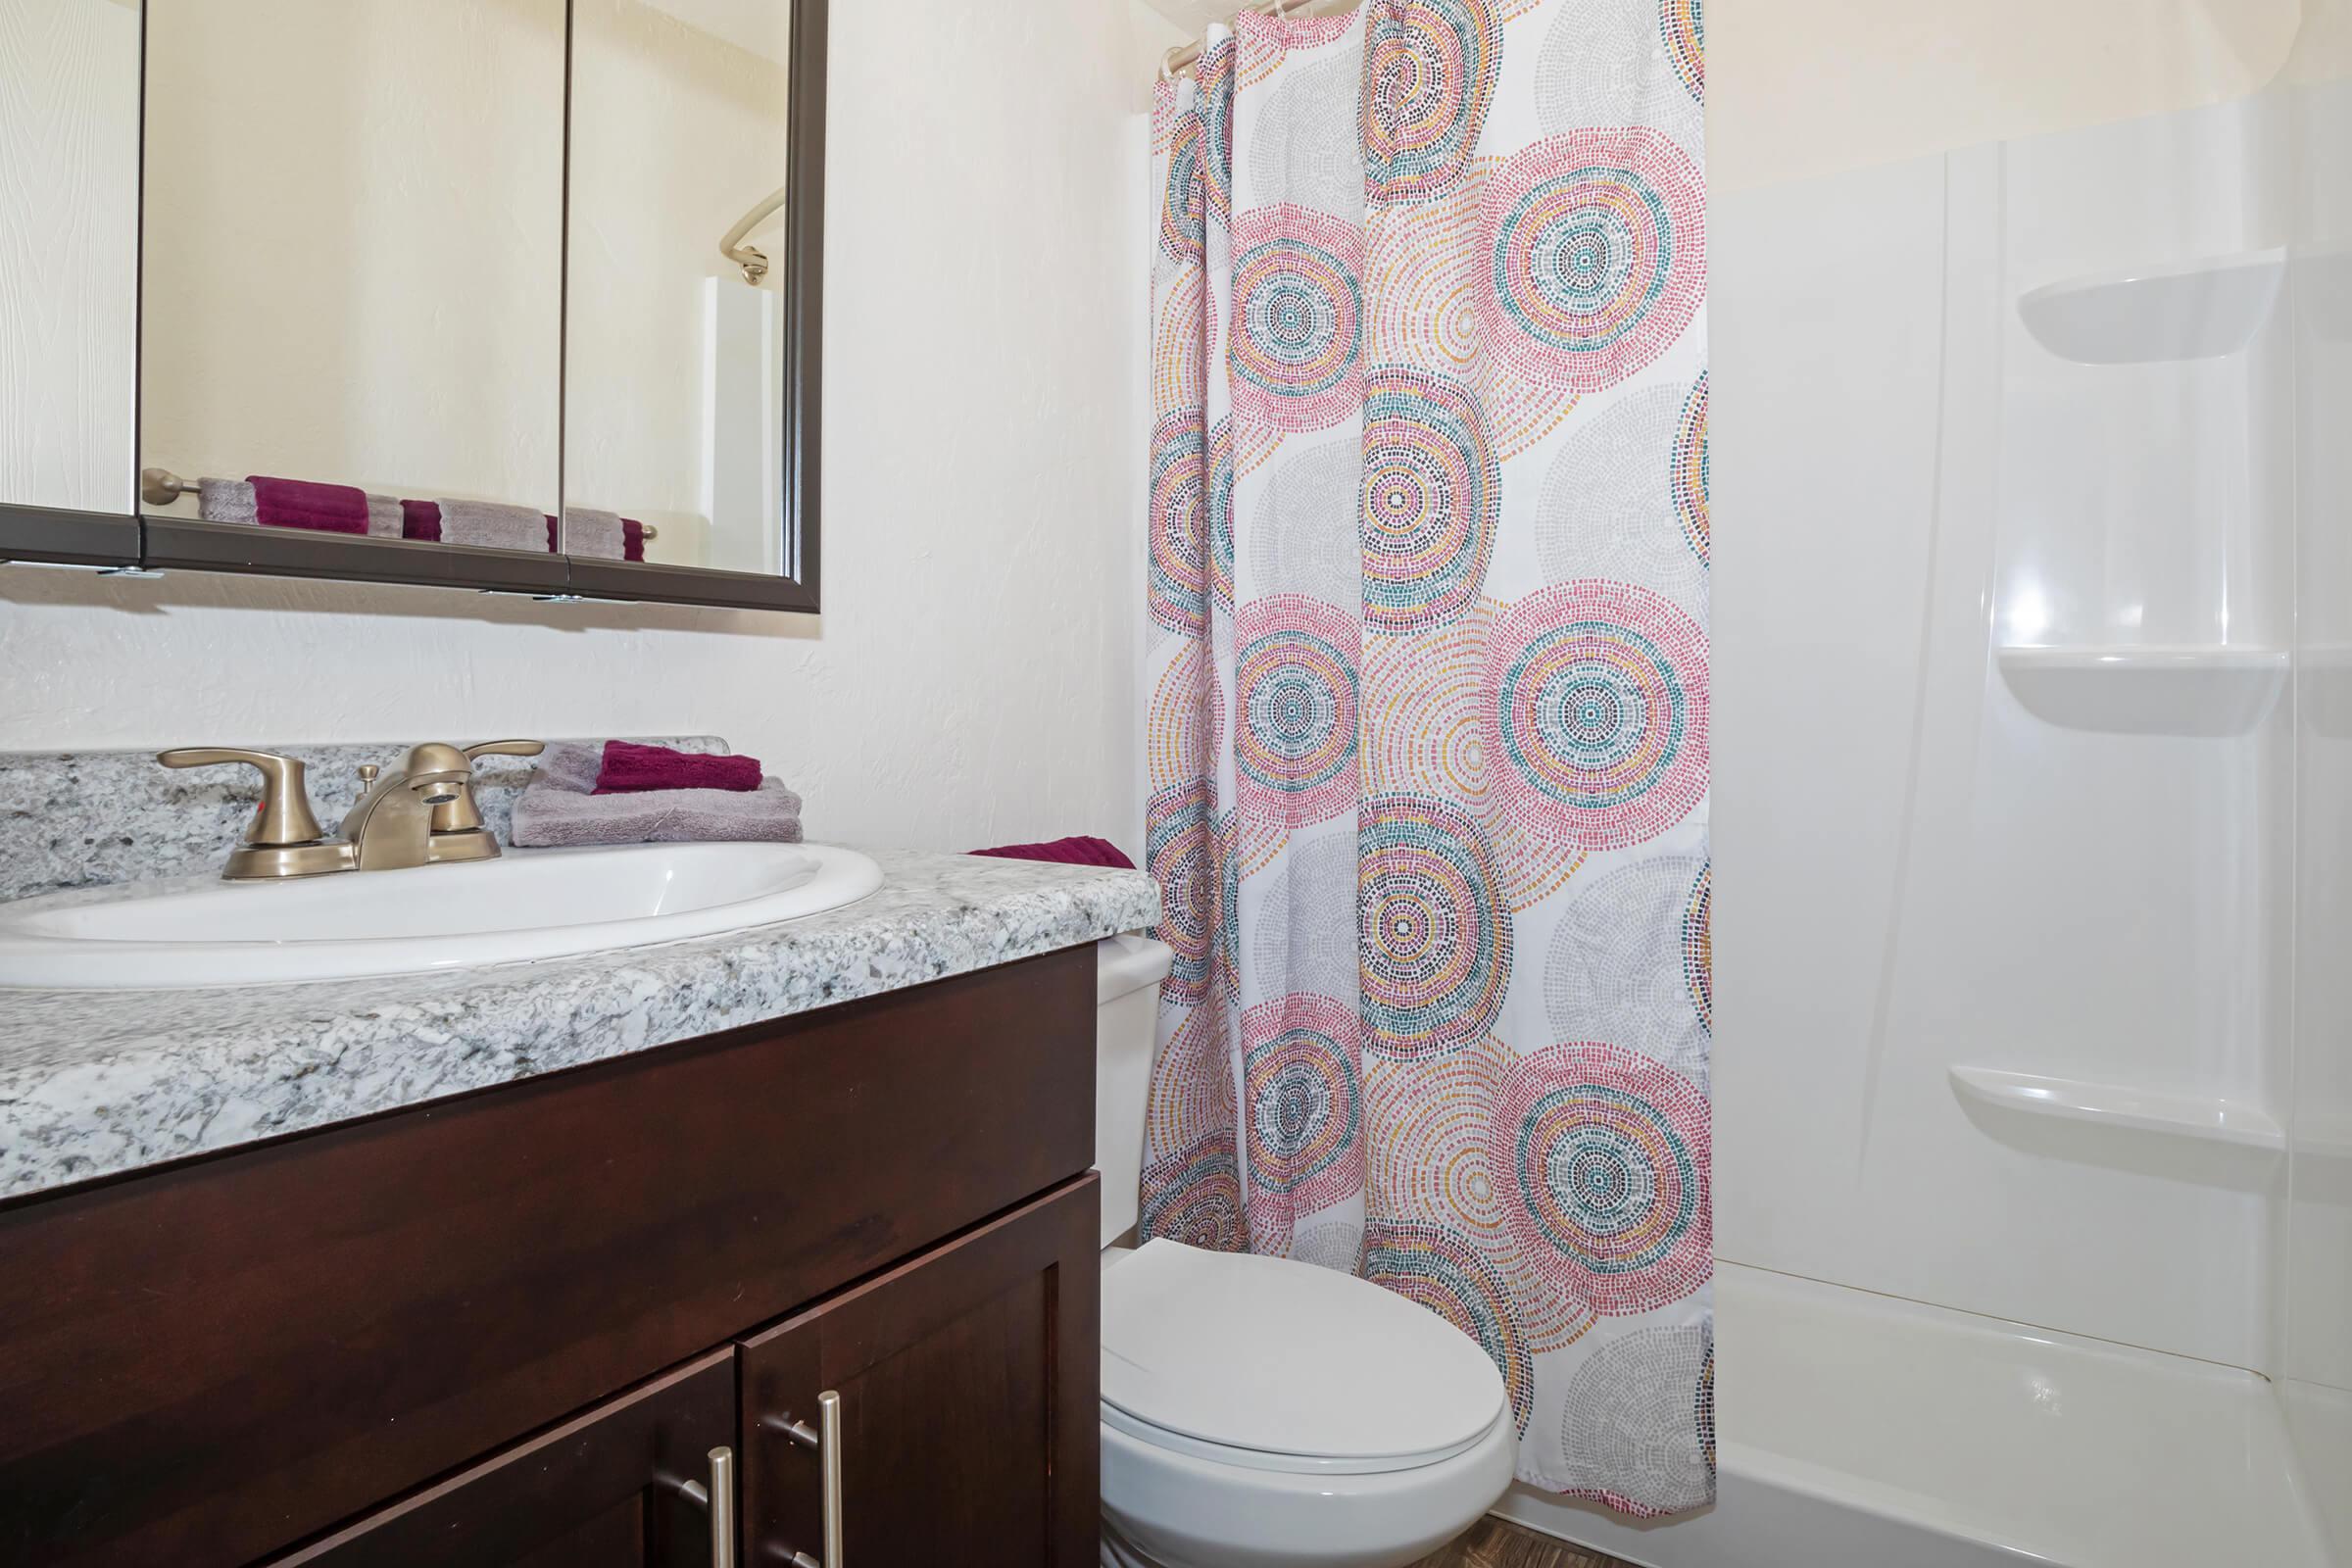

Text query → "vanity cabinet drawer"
[0,943,1095,1568]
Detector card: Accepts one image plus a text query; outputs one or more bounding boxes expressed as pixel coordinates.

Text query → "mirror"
[139,0,566,560]
[0,0,141,527]
[563,0,803,584]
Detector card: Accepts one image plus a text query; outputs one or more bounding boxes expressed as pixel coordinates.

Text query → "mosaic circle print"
[1662,0,1704,105]
[1140,1134,1246,1252]
[1231,205,1364,433]
[1483,580,1709,852]
[1149,999,1236,1156]
[1149,414,1208,636]
[1363,1219,1534,1432]
[1361,0,1501,202]
[1534,384,1705,615]
[1542,856,1712,1088]
[1208,416,1237,612]
[1674,371,1709,566]
[1479,128,1704,394]
[1684,859,1711,1036]
[1559,1323,1715,1515]
[1197,35,1236,229]
[1358,793,1512,1059]
[1491,1043,1710,1316]
[1243,994,1363,1211]
[1360,366,1497,633]
[1159,103,1205,264]
[1237,595,1360,828]
[1146,778,1217,1004]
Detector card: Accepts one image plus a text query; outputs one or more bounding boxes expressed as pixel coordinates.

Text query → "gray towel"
[564,507,626,561]
[366,494,403,538]
[438,499,550,554]
[511,742,804,848]
[197,478,258,524]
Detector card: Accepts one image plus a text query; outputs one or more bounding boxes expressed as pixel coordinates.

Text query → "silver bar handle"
[772,1389,844,1568]
[677,1446,736,1568]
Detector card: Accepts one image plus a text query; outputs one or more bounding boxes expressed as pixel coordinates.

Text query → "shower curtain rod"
[1161,0,1362,77]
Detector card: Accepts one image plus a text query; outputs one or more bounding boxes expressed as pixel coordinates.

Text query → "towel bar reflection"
[138,468,659,541]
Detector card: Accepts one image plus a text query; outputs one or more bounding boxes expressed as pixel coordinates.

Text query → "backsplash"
[0,737,722,902]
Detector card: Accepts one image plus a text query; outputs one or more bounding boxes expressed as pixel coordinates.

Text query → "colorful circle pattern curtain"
[1143,0,1711,1515]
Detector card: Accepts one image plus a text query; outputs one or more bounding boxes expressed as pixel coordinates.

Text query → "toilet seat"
[1101,1240,1508,1474]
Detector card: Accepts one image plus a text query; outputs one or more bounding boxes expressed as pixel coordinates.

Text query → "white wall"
[0,0,1189,861]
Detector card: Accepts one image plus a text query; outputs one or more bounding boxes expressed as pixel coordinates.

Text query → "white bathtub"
[1495,1263,2335,1568]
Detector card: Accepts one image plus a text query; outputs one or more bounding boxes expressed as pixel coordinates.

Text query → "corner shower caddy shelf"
[1994,645,2286,736]
[1948,1065,2282,1154]
[2017,247,2284,364]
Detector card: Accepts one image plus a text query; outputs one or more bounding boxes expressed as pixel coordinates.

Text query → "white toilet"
[1094,937,1517,1568]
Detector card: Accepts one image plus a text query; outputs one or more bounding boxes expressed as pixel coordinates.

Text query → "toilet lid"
[1101,1239,1508,1468]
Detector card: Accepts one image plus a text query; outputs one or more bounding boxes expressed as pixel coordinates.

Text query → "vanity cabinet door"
[740,1175,1101,1568]
[274,1349,735,1568]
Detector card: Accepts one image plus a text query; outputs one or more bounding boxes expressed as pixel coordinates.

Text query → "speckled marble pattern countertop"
[0,850,1159,1200]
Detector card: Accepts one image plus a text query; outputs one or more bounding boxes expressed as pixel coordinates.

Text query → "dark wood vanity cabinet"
[0,945,1102,1568]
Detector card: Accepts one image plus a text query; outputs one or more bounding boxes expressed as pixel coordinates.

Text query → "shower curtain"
[1141,0,1710,1513]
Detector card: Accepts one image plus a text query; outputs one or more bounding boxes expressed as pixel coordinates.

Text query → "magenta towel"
[401,500,443,542]
[969,835,1136,870]
[593,740,763,795]
[249,475,369,534]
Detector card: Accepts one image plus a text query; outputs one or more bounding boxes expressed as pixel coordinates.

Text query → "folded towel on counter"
[969,835,1136,869]
[512,742,803,848]
[594,740,761,794]
[563,508,650,564]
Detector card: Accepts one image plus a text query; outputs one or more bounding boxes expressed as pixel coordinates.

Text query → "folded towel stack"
[195,473,646,562]
[512,741,802,848]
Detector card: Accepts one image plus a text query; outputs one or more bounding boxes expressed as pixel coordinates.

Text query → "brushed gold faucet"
[158,741,546,880]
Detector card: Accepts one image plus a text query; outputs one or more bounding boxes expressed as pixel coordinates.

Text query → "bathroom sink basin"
[0,843,884,990]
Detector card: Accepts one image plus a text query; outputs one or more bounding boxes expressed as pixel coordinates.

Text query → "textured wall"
[0,0,1188,859]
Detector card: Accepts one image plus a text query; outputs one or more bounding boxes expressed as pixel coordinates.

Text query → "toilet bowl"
[1093,938,1515,1568]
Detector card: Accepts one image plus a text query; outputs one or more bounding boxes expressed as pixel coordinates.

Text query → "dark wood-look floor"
[1411,1517,1642,1568]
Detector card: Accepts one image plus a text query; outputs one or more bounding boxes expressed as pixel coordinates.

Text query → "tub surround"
[0,846,1156,1200]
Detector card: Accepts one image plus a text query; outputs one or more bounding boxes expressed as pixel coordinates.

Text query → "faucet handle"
[157,748,326,847]
[430,740,547,835]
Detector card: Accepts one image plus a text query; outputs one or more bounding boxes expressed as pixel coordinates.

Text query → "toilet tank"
[1095,933,1174,1247]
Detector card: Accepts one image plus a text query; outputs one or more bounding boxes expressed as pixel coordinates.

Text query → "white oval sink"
[0,842,884,990]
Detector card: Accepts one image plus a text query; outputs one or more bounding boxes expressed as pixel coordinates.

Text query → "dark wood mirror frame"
[0,0,825,615]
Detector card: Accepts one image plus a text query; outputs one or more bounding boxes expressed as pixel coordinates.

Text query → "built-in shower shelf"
[1949,1066,2283,1153]
[2018,247,2284,364]
[1995,645,2286,736]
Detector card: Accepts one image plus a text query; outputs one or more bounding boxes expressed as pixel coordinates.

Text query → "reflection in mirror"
[139,0,564,554]
[564,0,794,575]
[1,0,140,514]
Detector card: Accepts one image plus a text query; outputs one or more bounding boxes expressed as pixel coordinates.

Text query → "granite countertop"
[0,849,1159,1201]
